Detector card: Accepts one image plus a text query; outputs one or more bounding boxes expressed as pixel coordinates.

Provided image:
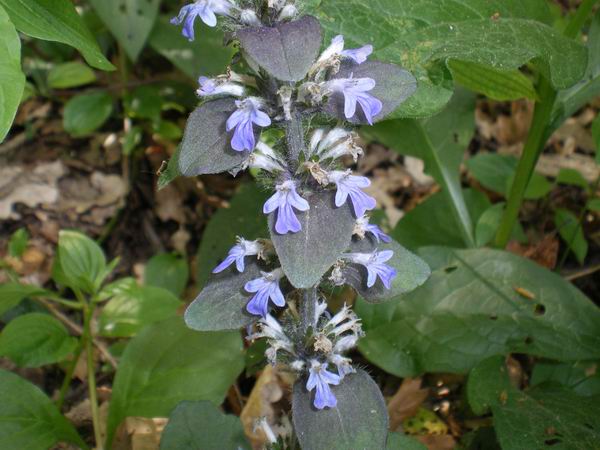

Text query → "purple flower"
[170,0,235,41]
[226,98,271,152]
[354,215,392,243]
[326,77,382,124]
[212,238,263,274]
[306,360,341,409]
[317,35,373,65]
[328,170,376,218]
[344,250,397,289]
[244,269,285,317]
[263,180,310,234]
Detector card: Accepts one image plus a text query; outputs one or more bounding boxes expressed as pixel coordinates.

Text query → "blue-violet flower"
[245,269,286,317]
[212,237,263,274]
[226,98,271,151]
[263,180,310,234]
[327,170,376,218]
[318,35,373,65]
[197,75,245,97]
[325,77,382,124]
[354,215,392,243]
[307,360,341,409]
[244,141,286,173]
[171,0,235,41]
[344,250,397,289]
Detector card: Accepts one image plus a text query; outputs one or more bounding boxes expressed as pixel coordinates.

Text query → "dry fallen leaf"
[388,378,429,431]
[416,434,457,450]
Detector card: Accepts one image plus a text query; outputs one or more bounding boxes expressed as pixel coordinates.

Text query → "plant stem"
[56,337,85,410]
[301,287,318,333]
[494,0,598,248]
[286,110,305,170]
[494,76,557,248]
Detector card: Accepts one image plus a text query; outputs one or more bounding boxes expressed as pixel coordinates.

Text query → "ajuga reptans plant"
[171,0,432,446]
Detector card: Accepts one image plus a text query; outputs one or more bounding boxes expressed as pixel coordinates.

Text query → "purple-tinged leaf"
[325,61,417,124]
[237,15,322,82]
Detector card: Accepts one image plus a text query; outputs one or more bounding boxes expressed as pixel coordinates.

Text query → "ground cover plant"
[0,0,599,449]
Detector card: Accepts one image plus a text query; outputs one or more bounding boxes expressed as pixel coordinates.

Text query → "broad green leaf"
[47,62,97,89]
[587,198,600,212]
[196,183,269,288]
[356,248,600,377]
[554,208,588,264]
[89,0,160,62]
[105,316,244,448]
[0,0,113,71]
[237,16,322,82]
[345,237,431,303]
[387,433,427,450]
[144,253,189,297]
[0,369,86,449]
[466,153,552,200]
[365,89,478,247]
[159,401,250,450]
[56,230,107,294]
[592,113,600,164]
[0,282,50,316]
[269,191,355,289]
[124,85,163,121]
[98,284,182,338]
[392,189,490,251]
[149,16,234,79]
[0,313,77,367]
[311,0,585,118]
[185,261,262,332]
[467,356,600,450]
[0,4,25,143]
[531,361,600,397]
[551,11,600,134]
[293,370,388,450]
[448,60,538,101]
[63,92,113,137]
[8,228,29,257]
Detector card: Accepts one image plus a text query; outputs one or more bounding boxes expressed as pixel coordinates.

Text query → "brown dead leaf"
[388,378,429,431]
[240,365,291,449]
[155,184,186,224]
[416,434,457,450]
[507,234,559,269]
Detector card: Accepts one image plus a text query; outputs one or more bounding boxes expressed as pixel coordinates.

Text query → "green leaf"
[98,284,182,338]
[63,92,113,137]
[556,168,590,191]
[0,313,77,367]
[159,401,250,450]
[89,0,160,62]
[554,208,588,264]
[356,248,600,377]
[8,227,29,257]
[47,62,97,89]
[0,0,113,71]
[392,189,491,251]
[269,191,355,289]
[531,361,600,397]
[0,4,25,143]
[105,316,244,448]
[196,183,269,288]
[0,369,86,449]
[56,230,107,294]
[292,370,388,450]
[149,16,234,79]
[387,433,427,450]
[551,10,600,134]
[0,282,50,316]
[587,198,600,212]
[144,253,188,297]
[467,357,600,450]
[365,89,478,247]
[466,153,552,200]
[592,113,600,164]
[157,146,182,190]
[124,85,163,120]
[312,0,585,118]
[448,60,538,101]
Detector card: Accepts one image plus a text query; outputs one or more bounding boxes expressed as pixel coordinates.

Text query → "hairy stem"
[301,287,318,333]
[286,110,305,169]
